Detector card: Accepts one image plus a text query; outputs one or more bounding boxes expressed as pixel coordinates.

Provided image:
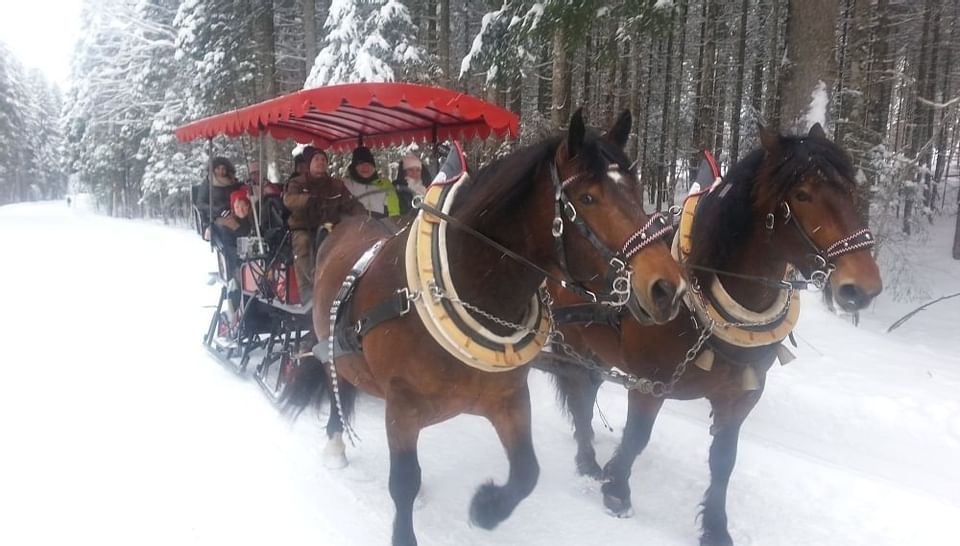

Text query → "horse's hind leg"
[323,377,356,469]
[600,392,664,517]
[470,385,540,530]
[385,398,423,546]
[699,390,762,546]
[552,360,604,478]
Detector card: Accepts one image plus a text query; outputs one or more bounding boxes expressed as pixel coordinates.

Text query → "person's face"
[355,162,376,178]
[309,154,328,176]
[234,199,251,218]
[404,165,422,180]
[250,169,259,182]
[214,165,227,177]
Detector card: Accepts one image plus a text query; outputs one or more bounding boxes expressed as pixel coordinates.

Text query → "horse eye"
[796,191,813,202]
[579,193,596,205]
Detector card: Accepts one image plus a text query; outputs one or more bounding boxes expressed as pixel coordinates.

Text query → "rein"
[416,161,673,307]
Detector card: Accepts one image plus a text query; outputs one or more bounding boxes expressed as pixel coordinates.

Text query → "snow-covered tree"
[305,0,425,87]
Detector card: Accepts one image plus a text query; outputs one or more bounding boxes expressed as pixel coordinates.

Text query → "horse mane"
[687,133,857,270]
[452,130,632,227]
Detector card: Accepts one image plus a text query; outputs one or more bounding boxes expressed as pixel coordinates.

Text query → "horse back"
[312,215,398,335]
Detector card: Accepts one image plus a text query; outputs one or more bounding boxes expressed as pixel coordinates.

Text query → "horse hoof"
[322,433,348,469]
[576,459,602,480]
[602,494,634,518]
[700,530,734,546]
[469,481,507,530]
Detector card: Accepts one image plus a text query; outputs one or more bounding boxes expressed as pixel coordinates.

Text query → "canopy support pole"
[432,124,440,173]
[254,128,266,255]
[207,138,214,251]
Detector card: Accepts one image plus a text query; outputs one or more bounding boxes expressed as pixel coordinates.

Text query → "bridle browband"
[550,161,673,306]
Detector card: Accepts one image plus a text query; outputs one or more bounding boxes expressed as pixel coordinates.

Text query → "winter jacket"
[343,176,401,218]
[196,175,242,221]
[284,173,365,230]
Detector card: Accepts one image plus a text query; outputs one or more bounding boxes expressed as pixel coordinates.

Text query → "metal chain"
[540,288,714,397]
[427,280,539,335]
[328,280,360,446]
[690,276,796,330]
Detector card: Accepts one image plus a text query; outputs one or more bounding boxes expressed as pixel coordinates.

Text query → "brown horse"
[545,124,883,546]
[283,110,686,546]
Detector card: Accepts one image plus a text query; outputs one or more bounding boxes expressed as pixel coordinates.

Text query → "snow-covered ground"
[1,201,957,546]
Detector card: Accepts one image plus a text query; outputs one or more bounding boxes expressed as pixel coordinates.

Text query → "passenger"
[343,146,400,218]
[212,189,254,282]
[287,151,310,185]
[196,156,242,235]
[393,154,430,215]
[284,147,365,301]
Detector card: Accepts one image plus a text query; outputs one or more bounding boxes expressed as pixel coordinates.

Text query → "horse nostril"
[650,279,678,315]
[836,283,868,310]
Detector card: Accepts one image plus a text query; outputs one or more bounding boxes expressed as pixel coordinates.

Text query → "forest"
[1,0,958,262]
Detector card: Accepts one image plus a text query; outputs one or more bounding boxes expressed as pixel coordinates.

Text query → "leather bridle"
[765,200,875,289]
[550,162,673,306]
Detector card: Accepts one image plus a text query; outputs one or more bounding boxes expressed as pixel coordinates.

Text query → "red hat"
[229,188,250,209]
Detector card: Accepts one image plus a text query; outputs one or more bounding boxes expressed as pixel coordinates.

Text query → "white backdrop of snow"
[0,201,957,546]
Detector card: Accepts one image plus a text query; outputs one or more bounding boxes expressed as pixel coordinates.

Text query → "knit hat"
[229,188,250,209]
[302,146,326,164]
[350,146,376,167]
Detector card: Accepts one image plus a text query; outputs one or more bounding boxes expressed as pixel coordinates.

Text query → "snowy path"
[1,202,957,546]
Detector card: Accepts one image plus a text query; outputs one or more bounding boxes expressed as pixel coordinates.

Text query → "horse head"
[756,123,882,311]
[549,109,685,324]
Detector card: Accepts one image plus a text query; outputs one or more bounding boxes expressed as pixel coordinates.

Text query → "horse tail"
[279,357,330,420]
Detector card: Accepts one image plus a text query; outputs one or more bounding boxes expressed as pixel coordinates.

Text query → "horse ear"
[606,110,632,149]
[758,124,779,153]
[808,122,827,140]
[567,108,586,158]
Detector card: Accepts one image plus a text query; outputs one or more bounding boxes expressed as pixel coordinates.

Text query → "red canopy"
[175,83,519,151]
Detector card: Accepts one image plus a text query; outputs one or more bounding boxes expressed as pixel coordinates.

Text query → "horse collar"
[405,176,550,373]
[674,193,801,349]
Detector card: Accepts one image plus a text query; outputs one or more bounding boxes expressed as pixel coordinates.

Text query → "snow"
[803,80,829,131]
[1,201,959,546]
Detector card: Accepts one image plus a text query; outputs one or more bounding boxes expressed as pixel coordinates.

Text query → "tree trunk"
[779,0,841,132]
[904,0,936,234]
[692,0,720,177]
[866,0,892,142]
[656,11,677,211]
[302,0,316,77]
[729,0,750,163]
[551,27,572,128]
[669,0,690,193]
[438,0,450,85]
[764,0,783,128]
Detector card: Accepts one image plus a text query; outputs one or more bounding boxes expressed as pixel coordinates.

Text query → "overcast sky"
[0,0,82,89]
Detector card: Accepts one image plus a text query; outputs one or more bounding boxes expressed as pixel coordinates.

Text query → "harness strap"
[355,289,414,338]
[551,303,623,328]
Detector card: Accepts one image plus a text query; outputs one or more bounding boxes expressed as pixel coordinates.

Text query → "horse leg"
[600,392,664,517]
[699,390,762,546]
[469,385,540,530]
[553,361,604,478]
[385,399,422,546]
[322,377,356,469]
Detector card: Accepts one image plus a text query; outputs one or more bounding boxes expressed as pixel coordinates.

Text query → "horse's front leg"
[550,357,604,478]
[470,384,540,530]
[700,389,763,546]
[600,392,664,517]
[385,398,423,546]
